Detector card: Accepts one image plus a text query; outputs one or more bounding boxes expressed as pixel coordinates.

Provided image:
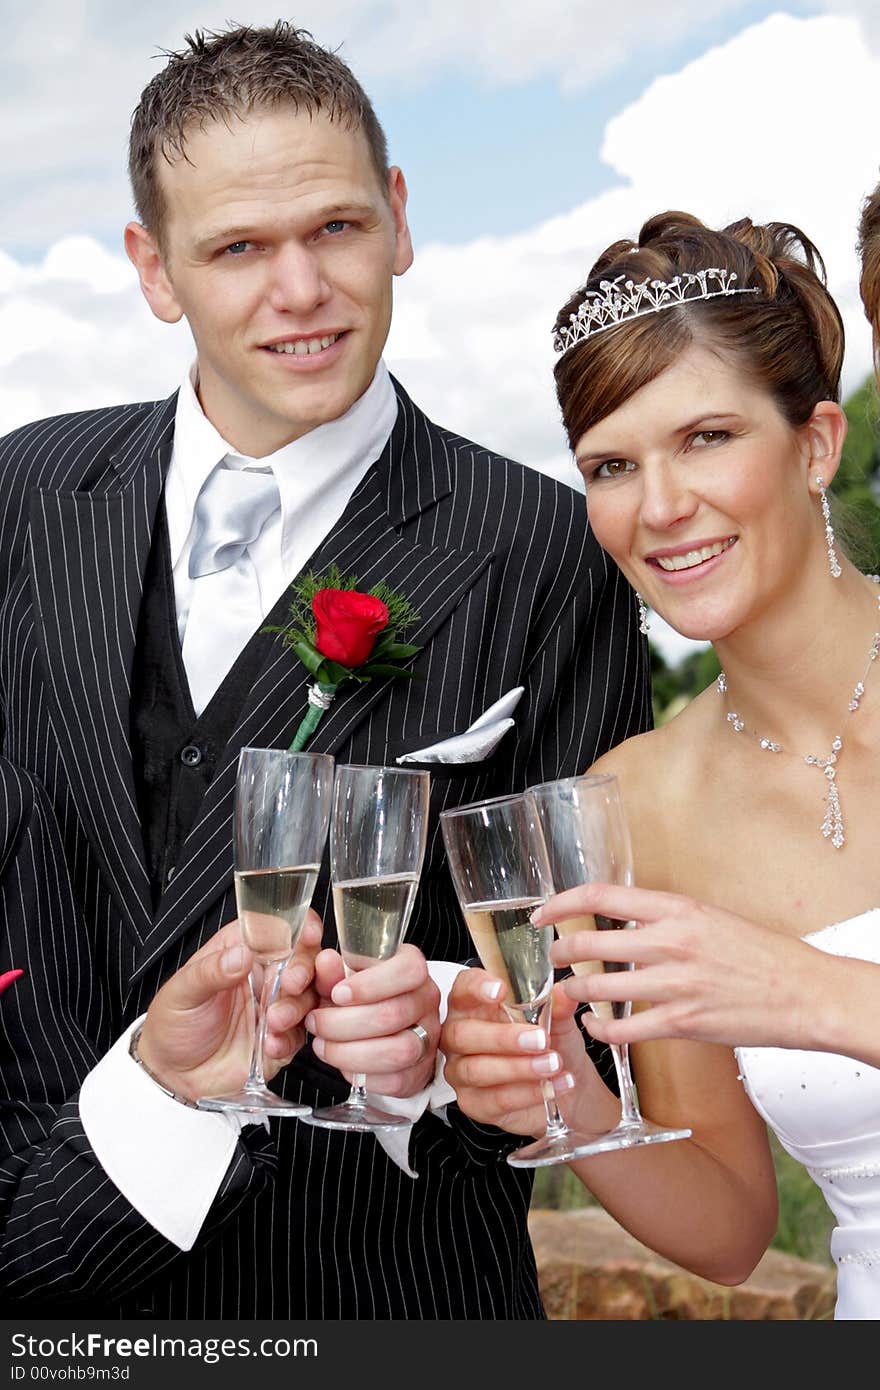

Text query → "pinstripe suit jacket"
[0,377,651,1318]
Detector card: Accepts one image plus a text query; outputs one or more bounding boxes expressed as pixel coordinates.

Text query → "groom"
[0,22,650,1318]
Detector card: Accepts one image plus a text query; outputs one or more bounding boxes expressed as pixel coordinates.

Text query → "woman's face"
[573,342,821,643]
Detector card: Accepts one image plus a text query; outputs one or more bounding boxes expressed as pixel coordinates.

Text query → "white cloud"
[0,237,193,429]
[0,0,768,246]
[4,12,876,431]
[392,14,879,455]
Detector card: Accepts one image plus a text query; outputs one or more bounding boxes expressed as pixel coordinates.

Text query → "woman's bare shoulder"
[588,697,711,805]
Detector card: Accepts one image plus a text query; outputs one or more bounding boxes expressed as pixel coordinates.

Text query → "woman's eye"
[593,458,635,479]
[691,429,729,447]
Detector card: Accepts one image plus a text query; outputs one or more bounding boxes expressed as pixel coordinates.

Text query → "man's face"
[127,105,412,456]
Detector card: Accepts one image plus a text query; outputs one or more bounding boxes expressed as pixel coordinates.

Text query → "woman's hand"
[542,883,824,1050]
[308,944,441,1097]
[440,968,605,1137]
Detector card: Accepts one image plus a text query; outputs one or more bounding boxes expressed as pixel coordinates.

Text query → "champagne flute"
[440,791,604,1168]
[303,763,431,1132]
[529,773,691,1153]
[198,746,334,1117]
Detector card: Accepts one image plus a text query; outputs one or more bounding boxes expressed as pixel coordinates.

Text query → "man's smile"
[262,332,342,356]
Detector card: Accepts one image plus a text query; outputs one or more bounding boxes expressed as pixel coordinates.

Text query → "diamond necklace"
[717,580,880,850]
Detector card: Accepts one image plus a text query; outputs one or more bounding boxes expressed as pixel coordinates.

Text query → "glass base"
[300,1100,411,1132]
[197,1086,311,1118]
[505,1127,611,1169]
[554,1118,693,1160]
[508,1120,692,1168]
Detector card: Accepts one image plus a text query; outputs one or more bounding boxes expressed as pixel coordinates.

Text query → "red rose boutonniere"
[265,566,422,752]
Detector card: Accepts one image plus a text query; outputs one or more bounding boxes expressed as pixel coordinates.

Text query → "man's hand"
[307,945,441,1097]
[136,912,322,1101]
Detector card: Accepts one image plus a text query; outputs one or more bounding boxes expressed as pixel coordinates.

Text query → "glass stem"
[246,960,286,1091]
[610,1041,642,1127]
[540,1080,569,1138]
[346,1074,368,1108]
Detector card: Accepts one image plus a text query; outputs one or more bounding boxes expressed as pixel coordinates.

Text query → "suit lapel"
[131,384,494,979]
[28,396,176,947]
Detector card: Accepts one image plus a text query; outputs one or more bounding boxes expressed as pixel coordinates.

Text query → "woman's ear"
[804,400,848,491]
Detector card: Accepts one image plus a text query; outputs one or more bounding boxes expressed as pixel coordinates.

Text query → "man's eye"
[593,458,635,479]
[323,220,347,235]
[224,241,252,255]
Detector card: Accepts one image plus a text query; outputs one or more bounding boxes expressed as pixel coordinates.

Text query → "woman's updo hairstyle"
[553,211,844,451]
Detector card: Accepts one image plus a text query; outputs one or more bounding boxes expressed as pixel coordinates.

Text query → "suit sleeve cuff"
[373,960,466,1178]
[79,1016,244,1251]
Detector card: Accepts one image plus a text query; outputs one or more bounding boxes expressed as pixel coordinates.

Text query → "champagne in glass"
[236,864,321,961]
[553,913,614,1022]
[441,792,609,1168]
[529,774,692,1154]
[198,747,334,1118]
[303,764,430,1132]
[463,896,553,1022]
[333,872,420,972]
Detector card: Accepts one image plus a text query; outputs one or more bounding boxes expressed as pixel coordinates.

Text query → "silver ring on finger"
[409,1023,430,1059]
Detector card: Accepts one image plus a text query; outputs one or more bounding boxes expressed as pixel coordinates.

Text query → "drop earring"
[817,476,841,579]
[636,593,651,634]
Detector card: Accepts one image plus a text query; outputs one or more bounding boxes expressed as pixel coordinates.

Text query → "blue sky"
[2,1,878,663]
[373,0,816,248]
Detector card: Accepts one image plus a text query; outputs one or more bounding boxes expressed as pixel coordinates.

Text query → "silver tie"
[182,459,282,715]
[188,461,281,579]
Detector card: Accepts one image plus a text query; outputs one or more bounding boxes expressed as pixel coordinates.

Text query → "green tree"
[834,374,880,572]
[651,642,720,725]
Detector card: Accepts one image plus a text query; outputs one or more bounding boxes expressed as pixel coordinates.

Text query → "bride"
[440,211,880,1320]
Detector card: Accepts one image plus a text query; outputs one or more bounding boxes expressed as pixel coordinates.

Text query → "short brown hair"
[553,211,844,451]
[129,21,390,246]
[858,180,880,376]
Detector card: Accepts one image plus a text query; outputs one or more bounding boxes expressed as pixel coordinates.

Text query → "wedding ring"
[409,1023,431,1059]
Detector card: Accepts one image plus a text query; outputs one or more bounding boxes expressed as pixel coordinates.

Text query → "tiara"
[553,268,761,356]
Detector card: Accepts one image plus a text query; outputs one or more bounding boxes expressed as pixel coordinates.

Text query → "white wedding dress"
[735,909,880,1320]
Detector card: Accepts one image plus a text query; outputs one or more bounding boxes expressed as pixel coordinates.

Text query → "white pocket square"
[396,687,524,765]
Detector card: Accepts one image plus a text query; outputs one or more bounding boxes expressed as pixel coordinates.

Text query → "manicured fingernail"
[222,945,246,973]
[480,980,503,1001]
[305,1013,316,1034]
[529,908,546,925]
[532,1051,561,1075]
[518,1028,547,1052]
[332,983,353,1005]
[553,1072,576,1093]
[312,1037,326,1059]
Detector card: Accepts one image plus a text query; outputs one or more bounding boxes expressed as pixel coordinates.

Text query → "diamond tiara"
[553,268,761,357]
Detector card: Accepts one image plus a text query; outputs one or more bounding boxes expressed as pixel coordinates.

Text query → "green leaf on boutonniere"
[264,568,423,752]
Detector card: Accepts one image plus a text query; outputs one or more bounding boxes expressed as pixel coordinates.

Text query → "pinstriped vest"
[130,507,292,907]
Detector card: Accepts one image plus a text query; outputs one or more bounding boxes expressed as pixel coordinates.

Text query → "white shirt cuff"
[79,1017,246,1251]
[373,960,466,1178]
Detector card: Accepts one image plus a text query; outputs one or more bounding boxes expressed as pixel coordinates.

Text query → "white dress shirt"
[168,359,398,714]
[78,362,461,1249]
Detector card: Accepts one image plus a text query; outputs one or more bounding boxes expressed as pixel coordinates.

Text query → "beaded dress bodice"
[736,910,880,1320]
